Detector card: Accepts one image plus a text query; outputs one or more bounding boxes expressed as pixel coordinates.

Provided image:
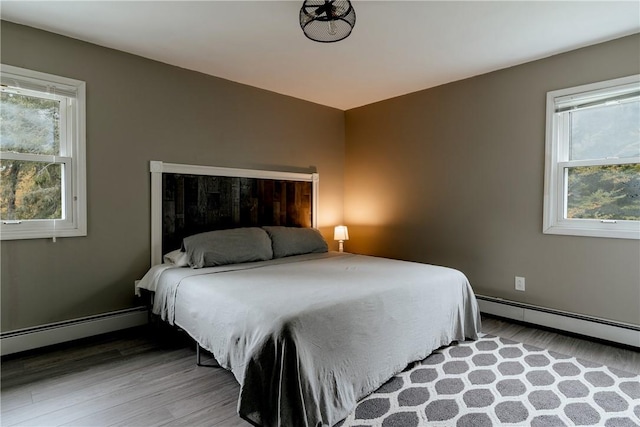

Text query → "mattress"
[138,252,481,426]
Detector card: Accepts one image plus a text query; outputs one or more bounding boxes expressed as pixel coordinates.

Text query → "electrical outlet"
[515,276,525,291]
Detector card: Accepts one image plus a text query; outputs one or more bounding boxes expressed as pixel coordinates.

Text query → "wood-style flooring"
[2,315,639,426]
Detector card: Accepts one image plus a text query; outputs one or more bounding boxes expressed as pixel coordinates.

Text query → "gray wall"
[0,22,345,331]
[345,34,640,326]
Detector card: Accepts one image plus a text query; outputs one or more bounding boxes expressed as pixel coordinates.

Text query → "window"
[0,64,86,240]
[543,75,640,239]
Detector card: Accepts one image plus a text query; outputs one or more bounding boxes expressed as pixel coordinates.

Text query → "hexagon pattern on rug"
[338,334,640,426]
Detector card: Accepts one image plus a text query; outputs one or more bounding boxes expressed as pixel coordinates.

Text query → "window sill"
[0,226,87,241]
[543,221,640,240]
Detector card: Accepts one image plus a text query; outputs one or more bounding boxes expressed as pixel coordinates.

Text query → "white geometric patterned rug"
[338,334,640,427]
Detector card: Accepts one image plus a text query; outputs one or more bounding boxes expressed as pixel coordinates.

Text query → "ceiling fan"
[299,0,356,43]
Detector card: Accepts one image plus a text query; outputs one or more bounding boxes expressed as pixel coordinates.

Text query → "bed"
[137,161,481,427]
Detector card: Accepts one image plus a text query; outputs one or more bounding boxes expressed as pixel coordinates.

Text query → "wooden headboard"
[149,161,319,266]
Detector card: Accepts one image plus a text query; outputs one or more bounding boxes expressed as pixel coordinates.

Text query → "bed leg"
[196,342,221,368]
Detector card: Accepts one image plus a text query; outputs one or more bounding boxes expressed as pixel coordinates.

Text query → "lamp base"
[338,240,344,252]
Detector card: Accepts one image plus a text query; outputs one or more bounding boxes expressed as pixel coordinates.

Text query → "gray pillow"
[183,227,273,268]
[262,226,328,258]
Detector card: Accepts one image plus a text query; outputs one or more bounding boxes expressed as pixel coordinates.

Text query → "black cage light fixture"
[300,0,356,43]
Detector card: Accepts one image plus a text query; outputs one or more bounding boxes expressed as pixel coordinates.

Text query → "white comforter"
[138,252,481,427]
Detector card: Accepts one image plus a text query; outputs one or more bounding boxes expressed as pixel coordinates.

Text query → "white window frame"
[543,74,640,240]
[0,64,86,240]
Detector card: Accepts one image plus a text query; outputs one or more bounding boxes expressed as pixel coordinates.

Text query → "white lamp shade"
[334,225,349,241]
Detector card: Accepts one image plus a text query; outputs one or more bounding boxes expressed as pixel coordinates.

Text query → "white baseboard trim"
[476,295,640,348]
[0,307,148,356]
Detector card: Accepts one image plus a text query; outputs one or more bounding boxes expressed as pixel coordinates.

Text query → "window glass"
[0,160,62,220]
[0,91,60,155]
[569,100,639,161]
[567,164,640,220]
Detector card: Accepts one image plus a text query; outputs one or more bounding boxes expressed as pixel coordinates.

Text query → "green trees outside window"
[0,92,63,221]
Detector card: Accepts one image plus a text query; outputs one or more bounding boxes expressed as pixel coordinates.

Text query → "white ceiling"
[2,1,639,110]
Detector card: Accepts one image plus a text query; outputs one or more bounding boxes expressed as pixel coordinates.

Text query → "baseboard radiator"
[476,294,640,348]
[0,307,148,356]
